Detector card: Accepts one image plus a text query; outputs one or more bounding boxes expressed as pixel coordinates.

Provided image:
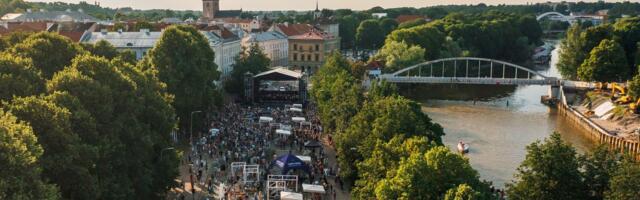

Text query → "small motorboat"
[457,141,470,154]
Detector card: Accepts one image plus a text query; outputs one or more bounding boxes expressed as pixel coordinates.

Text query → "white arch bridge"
[378,57,561,86]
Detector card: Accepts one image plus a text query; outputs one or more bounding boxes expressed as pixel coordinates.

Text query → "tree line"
[312,52,640,200]
[557,17,640,84]
[311,52,498,199]
[0,24,221,199]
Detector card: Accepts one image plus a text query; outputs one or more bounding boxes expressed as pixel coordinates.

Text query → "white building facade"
[241,31,289,67]
[80,29,241,78]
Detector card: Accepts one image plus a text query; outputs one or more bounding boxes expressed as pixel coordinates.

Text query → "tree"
[144,25,220,130]
[133,21,154,31]
[605,157,640,200]
[518,15,543,45]
[0,53,44,101]
[507,133,586,200]
[398,18,427,29]
[578,39,629,82]
[84,40,119,59]
[558,25,585,79]
[336,96,443,185]
[47,54,178,199]
[386,24,445,60]
[371,41,425,73]
[0,109,60,200]
[444,184,482,200]
[225,43,270,94]
[628,73,640,99]
[9,32,85,78]
[613,17,640,72]
[338,16,359,49]
[379,17,399,37]
[581,146,621,200]
[7,96,98,200]
[374,146,485,200]
[356,19,384,50]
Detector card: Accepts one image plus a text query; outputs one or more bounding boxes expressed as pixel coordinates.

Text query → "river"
[402,44,595,188]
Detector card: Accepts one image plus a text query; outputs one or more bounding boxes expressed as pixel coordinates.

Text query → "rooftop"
[2,10,98,22]
[242,31,287,43]
[80,30,163,48]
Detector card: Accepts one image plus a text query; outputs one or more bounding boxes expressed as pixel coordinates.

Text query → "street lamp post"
[190,111,202,147]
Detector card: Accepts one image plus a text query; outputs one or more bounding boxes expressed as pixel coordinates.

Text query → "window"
[315,54,319,61]
[315,44,320,51]
[293,44,297,50]
[307,54,311,61]
[301,54,305,61]
[308,46,313,52]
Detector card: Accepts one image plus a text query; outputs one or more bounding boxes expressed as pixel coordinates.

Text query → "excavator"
[611,83,633,104]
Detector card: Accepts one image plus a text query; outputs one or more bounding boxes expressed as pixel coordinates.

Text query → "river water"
[402,44,595,188]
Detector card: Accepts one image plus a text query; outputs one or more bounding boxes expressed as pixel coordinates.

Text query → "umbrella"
[304,140,322,148]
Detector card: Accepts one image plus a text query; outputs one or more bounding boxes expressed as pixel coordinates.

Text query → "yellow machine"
[611,82,626,96]
[595,82,607,91]
[630,99,640,114]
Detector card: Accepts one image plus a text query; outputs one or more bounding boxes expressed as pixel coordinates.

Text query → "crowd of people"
[176,102,341,200]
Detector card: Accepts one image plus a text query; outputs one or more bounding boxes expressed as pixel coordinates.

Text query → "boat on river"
[458,141,470,154]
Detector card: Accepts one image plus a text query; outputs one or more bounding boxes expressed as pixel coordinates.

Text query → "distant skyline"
[27,0,630,11]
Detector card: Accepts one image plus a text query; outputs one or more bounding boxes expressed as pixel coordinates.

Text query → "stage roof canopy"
[254,67,302,81]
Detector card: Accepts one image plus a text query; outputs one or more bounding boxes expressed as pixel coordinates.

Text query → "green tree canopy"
[9,32,85,78]
[356,19,384,50]
[379,17,399,37]
[581,146,621,200]
[0,109,60,200]
[386,23,445,60]
[374,146,485,200]
[0,53,44,101]
[605,157,640,200]
[6,95,98,199]
[225,43,270,94]
[144,25,220,130]
[507,133,586,200]
[371,40,425,73]
[578,39,629,82]
[444,184,482,200]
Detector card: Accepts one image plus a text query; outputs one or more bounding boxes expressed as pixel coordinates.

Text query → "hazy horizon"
[25,0,631,11]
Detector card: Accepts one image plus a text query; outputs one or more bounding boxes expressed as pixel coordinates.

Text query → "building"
[202,0,242,20]
[200,25,242,77]
[80,29,162,60]
[1,9,98,22]
[372,13,388,19]
[270,23,339,73]
[81,27,241,78]
[242,31,289,67]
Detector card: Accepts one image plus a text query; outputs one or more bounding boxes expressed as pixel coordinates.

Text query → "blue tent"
[270,154,311,174]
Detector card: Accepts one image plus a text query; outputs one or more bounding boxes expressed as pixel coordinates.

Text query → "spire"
[315,0,320,12]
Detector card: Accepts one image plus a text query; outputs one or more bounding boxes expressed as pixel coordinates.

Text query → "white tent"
[291,117,306,122]
[296,155,311,163]
[280,191,303,200]
[209,128,220,136]
[276,129,291,135]
[292,104,303,108]
[259,116,273,123]
[302,184,326,194]
[290,107,303,112]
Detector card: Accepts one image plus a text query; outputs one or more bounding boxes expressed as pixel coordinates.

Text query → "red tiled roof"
[199,25,238,39]
[0,22,50,36]
[58,31,85,42]
[396,15,426,24]
[275,23,314,36]
[367,61,384,69]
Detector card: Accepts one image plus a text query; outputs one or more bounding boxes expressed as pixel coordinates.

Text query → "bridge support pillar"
[548,85,560,99]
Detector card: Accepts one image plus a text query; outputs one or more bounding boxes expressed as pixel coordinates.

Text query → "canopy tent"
[259,116,273,123]
[296,155,311,163]
[276,129,291,135]
[302,184,326,194]
[290,107,303,112]
[304,140,322,148]
[270,154,311,174]
[280,191,303,200]
[292,104,303,108]
[209,128,220,137]
[291,117,306,122]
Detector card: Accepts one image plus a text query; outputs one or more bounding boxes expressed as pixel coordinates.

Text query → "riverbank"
[559,87,640,157]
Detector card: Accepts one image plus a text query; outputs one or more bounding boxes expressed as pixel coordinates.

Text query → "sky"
[26,0,630,11]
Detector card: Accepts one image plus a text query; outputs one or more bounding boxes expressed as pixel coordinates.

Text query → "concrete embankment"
[557,86,640,157]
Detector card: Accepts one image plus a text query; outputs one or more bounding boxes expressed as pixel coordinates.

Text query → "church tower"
[313,0,321,19]
[203,0,219,19]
